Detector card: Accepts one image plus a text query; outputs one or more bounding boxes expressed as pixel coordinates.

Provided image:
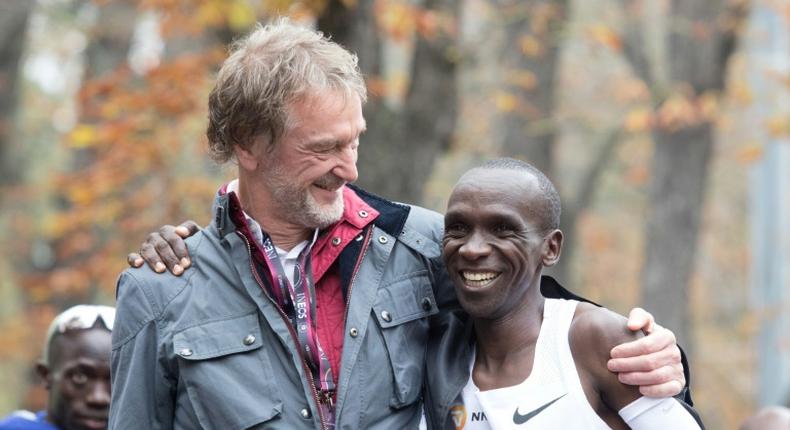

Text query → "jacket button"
[331,237,341,246]
[349,327,359,337]
[300,408,311,419]
[381,311,392,322]
[422,297,433,311]
[355,234,364,242]
[358,210,369,218]
[378,235,388,244]
[179,348,193,357]
[243,334,256,345]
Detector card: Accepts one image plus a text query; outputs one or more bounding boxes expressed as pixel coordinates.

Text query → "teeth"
[462,271,499,282]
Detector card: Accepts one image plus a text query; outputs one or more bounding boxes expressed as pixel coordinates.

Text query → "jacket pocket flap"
[373,271,439,328]
[398,228,441,258]
[173,312,262,360]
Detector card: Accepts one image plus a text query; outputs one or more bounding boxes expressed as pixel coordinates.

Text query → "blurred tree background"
[0,0,788,427]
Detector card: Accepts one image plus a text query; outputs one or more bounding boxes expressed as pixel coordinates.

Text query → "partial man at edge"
[0,305,114,430]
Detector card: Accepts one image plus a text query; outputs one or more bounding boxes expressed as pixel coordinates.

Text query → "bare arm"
[571,302,642,427]
[541,277,686,398]
[570,303,702,429]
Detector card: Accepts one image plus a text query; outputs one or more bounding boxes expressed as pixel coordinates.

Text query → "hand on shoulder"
[126,220,200,276]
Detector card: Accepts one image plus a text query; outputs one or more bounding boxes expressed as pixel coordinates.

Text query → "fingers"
[177,220,201,238]
[127,253,144,268]
[614,359,685,384]
[161,225,191,270]
[609,343,681,373]
[151,226,187,275]
[138,228,180,275]
[638,379,685,398]
[609,335,685,396]
[135,221,199,276]
[626,307,655,333]
[610,325,677,359]
[140,236,168,273]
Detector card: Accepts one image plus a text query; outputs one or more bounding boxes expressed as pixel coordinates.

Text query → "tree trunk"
[83,1,137,78]
[621,0,748,347]
[642,124,713,347]
[0,0,34,187]
[363,0,460,203]
[319,0,460,204]
[550,127,623,284]
[317,0,382,77]
[492,0,568,180]
[50,1,136,271]
[483,0,601,284]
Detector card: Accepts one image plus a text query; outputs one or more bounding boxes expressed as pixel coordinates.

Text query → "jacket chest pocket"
[174,312,283,430]
[373,271,439,409]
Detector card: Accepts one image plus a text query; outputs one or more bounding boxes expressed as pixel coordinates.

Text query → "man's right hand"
[127,220,200,276]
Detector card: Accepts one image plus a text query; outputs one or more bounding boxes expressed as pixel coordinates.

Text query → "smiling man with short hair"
[422,158,702,429]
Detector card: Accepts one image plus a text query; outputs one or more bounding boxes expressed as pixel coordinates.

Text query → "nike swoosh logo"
[513,393,567,424]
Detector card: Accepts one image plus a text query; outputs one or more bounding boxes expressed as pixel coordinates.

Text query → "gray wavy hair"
[207,18,367,163]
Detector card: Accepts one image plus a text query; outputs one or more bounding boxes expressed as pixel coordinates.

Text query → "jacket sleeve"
[109,272,175,430]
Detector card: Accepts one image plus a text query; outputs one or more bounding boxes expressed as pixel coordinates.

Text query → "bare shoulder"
[568,301,642,411]
[569,301,643,359]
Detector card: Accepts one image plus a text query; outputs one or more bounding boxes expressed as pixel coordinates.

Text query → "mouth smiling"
[311,182,344,202]
[460,270,501,288]
[314,182,342,191]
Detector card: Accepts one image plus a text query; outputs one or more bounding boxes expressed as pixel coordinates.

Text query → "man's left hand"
[607,307,685,397]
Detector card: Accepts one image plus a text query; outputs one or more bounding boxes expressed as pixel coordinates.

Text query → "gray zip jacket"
[109,187,457,429]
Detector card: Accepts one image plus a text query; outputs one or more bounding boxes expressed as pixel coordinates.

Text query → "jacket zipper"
[332,226,375,414]
[239,232,328,430]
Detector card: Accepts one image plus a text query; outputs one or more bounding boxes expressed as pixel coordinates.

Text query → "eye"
[443,222,468,238]
[70,371,88,386]
[493,223,515,235]
[313,146,334,155]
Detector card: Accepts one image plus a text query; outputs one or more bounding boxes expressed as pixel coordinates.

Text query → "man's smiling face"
[258,88,366,229]
[442,168,552,320]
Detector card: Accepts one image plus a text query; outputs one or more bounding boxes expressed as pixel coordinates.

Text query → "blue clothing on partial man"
[0,411,58,430]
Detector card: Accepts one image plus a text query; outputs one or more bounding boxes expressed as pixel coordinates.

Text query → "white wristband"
[619,396,701,429]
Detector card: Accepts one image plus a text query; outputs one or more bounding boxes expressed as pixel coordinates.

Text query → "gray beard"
[264,165,345,229]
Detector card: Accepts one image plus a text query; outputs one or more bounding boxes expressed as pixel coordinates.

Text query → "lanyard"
[259,232,336,395]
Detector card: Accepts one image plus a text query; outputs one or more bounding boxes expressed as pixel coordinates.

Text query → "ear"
[35,360,51,390]
[234,143,260,172]
[541,229,563,267]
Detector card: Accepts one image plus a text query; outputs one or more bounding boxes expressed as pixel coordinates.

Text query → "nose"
[458,231,491,261]
[86,380,111,408]
[333,143,358,183]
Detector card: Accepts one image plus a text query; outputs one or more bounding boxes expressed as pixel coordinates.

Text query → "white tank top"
[454,298,610,429]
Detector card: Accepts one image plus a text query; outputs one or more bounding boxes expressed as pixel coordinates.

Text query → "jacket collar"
[347,184,411,238]
[211,183,413,241]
